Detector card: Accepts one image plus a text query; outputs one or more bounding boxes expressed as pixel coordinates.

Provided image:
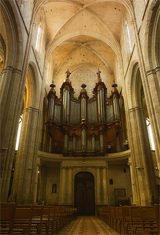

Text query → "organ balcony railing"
[46,69,121,156]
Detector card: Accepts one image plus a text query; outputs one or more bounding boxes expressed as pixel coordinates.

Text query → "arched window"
[125,21,132,53]
[52,184,57,193]
[15,115,23,150]
[35,23,43,52]
[0,55,4,74]
[146,118,155,150]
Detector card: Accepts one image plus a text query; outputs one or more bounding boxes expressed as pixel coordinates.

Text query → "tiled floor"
[57,216,119,235]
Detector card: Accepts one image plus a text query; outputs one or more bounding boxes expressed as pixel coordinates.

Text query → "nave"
[57,217,118,235]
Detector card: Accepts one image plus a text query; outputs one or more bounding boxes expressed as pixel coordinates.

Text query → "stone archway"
[74,171,95,216]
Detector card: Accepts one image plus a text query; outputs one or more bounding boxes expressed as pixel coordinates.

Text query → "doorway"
[74,171,95,216]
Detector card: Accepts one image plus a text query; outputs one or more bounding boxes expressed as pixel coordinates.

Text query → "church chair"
[59,206,65,227]
[30,205,43,234]
[97,207,103,220]
[122,206,131,235]
[117,207,124,235]
[114,207,119,232]
[141,206,158,235]
[0,202,16,234]
[130,206,142,235]
[48,206,56,234]
[107,207,111,225]
[110,207,115,229]
[40,205,51,234]
[100,207,105,222]
[65,207,73,224]
[13,204,33,234]
[154,204,160,234]
[53,206,61,233]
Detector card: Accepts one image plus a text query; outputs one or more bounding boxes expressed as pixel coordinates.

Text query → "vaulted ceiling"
[35,0,130,96]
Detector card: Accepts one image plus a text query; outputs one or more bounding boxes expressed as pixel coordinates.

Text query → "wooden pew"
[130,206,142,235]
[31,205,43,234]
[141,206,158,235]
[0,202,16,234]
[13,204,33,234]
[96,205,159,235]
[117,207,123,235]
[48,206,56,234]
[122,206,131,235]
[110,207,115,229]
[154,204,160,234]
[41,205,51,234]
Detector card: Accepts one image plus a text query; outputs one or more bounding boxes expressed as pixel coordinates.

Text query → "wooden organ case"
[46,70,121,156]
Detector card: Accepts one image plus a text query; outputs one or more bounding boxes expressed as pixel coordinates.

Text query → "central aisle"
[58,216,119,235]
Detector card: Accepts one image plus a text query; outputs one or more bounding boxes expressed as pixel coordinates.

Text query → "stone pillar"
[0,68,24,201]
[131,12,160,172]
[68,167,73,205]
[96,167,101,205]
[128,157,139,206]
[102,165,109,205]
[33,158,41,204]
[0,19,36,202]
[11,107,40,204]
[145,69,160,169]
[128,107,157,205]
[60,167,66,205]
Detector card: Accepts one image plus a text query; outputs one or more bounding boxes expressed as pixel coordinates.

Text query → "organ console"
[46,70,121,155]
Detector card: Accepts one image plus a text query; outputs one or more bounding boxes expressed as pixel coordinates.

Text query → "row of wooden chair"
[0,203,76,234]
[97,205,159,235]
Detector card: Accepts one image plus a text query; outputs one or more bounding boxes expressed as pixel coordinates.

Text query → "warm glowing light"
[15,115,23,150]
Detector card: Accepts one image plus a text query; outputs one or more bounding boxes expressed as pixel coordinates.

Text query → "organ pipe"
[111,81,120,121]
[47,70,121,156]
[79,84,88,122]
[47,83,56,121]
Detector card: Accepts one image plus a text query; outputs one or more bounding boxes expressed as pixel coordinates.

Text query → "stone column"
[102,165,109,205]
[11,107,40,204]
[33,158,41,204]
[68,167,73,205]
[131,12,160,172]
[96,167,101,205]
[128,107,157,205]
[145,69,160,169]
[128,157,139,206]
[60,167,66,205]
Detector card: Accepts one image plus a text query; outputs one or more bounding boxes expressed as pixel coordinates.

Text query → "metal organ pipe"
[48,98,54,121]
[63,89,70,123]
[47,83,56,121]
[113,97,120,120]
[111,81,120,121]
[81,98,86,121]
[100,132,104,152]
[82,128,86,151]
[98,88,105,123]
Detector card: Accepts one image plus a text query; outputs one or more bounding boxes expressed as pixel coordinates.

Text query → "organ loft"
[46,70,121,155]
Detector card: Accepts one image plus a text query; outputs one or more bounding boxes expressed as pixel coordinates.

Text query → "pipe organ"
[46,70,121,155]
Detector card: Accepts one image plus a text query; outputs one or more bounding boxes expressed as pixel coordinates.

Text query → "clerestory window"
[146,118,155,150]
[15,115,23,150]
[35,23,43,52]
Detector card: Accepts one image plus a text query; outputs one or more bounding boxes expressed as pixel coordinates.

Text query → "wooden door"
[74,172,95,216]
